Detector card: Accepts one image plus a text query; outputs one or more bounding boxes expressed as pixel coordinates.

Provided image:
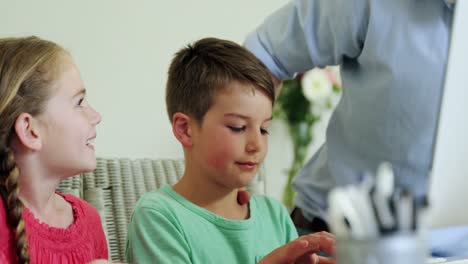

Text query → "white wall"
[1,0,334,201]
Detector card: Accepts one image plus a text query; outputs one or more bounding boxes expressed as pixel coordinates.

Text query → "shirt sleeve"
[94,217,109,259]
[278,203,299,243]
[244,0,369,80]
[0,198,12,262]
[254,197,299,263]
[125,206,192,263]
[79,196,110,260]
[0,233,10,263]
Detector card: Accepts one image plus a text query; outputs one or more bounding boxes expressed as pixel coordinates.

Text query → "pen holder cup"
[336,233,427,264]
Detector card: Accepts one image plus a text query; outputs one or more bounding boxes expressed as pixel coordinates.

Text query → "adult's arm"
[244,0,369,80]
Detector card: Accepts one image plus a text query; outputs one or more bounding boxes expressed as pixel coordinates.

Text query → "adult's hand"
[259,232,336,264]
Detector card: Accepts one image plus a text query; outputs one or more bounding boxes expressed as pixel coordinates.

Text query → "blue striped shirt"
[245,0,454,220]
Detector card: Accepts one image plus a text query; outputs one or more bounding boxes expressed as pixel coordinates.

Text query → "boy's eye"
[260,128,270,135]
[227,126,246,133]
[77,97,85,106]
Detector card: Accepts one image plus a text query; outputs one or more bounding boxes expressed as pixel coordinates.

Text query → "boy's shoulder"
[133,185,180,214]
[250,194,298,241]
[251,194,283,207]
[250,194,289,216]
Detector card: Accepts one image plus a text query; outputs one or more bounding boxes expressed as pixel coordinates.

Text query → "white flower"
[301,68,333,102]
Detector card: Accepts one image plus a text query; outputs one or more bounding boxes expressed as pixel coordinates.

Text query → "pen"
[395,188,413,231]
[373,162,396,231]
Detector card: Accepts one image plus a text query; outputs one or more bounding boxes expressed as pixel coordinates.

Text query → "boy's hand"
[259,232,336,264]
[237,189,251,205]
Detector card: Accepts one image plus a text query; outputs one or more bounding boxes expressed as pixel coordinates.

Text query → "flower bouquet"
[274,66,341,209]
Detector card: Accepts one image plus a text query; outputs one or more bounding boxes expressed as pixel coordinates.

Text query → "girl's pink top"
[0,192,108,263]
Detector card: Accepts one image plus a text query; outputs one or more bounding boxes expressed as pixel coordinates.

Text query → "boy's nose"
[245,132,261,153]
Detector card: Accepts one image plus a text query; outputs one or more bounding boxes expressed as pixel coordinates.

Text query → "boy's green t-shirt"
[125,185,298,263]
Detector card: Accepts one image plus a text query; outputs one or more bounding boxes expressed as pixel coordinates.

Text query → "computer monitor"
[428,1,468,228]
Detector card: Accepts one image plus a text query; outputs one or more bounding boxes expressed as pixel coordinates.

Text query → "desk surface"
[429,258,468,263]
[445,260,468,264]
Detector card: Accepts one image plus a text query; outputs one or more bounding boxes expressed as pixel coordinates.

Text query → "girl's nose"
[89,106,101,125]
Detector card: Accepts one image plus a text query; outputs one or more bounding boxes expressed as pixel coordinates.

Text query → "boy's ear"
[172,112,193,148]
[14,113,42,151]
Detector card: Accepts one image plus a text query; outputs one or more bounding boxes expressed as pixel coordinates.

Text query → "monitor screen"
[429,1,468,228]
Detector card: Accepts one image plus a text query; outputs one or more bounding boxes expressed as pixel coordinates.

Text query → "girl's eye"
[227,126,246,133]
[260,128,270,135]
[77,97,85,106]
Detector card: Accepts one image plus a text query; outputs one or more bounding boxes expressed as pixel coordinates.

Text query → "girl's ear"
[14,113,42,151]
[172,112,194,148]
